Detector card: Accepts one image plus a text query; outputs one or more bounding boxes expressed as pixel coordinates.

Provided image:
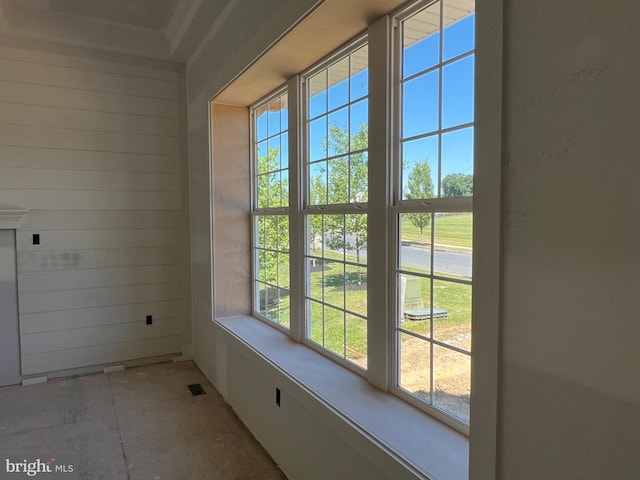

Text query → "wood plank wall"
[0,45,187,375]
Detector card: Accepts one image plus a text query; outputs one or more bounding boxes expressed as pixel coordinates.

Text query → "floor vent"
[188,384,206,396]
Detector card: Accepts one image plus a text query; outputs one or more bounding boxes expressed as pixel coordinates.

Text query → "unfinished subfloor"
[0,361,287,480]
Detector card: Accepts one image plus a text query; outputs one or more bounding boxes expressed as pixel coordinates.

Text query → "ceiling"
[49,0,180,30]
[0,0,235,62]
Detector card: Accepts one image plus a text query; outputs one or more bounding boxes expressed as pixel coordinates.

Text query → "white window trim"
[250,86,292,335]
[297,34,372,376]
[468,0,504,477]
[387,0,476,434]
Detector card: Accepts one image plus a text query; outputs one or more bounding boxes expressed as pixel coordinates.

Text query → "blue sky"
[257,12,475,198]
[400,13,475,197]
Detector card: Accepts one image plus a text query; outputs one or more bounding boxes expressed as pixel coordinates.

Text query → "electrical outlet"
[275,387,281,407]
[32,234,40,245]
[146,315,152,325]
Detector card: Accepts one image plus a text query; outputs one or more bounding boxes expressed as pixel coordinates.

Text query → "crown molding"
[0,209,29,229]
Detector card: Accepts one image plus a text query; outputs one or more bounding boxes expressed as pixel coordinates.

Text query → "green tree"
[257,145,286,209]
[310,123,368,278]
[405,160,434,245]
[256,146,289,290]
[442,173,473,197]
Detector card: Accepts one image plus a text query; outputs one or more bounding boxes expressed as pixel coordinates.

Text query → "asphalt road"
[400,244,472,278]
[335,238,472,278]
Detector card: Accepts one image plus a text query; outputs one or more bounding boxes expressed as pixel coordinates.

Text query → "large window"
[252,91,290,328]
[394,0,474,424]
[250,0,475,429]
[304,41,369,368]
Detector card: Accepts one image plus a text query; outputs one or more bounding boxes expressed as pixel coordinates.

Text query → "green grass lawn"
[258,224,472,362]
[307,256,368,360]
[401,213,472,250]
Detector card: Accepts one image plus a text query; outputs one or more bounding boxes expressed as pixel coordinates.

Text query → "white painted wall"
[187,1,640,479]
[0,42,191,376]
[498,1,640,478]
[186,0,321,387]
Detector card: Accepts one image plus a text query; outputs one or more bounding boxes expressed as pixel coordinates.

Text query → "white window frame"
[389,0,475,433]
[246,0,503,448]
[299,34,371,374]
[251,86,291,333]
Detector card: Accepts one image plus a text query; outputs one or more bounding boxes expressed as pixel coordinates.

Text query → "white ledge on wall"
[0,209,29,229]
[215,315,469,480]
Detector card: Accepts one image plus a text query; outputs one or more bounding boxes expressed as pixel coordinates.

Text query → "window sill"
[215,315,468,480]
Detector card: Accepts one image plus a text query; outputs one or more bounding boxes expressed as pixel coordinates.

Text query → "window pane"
[258,286,290,327]
[307,214,324,256]
[262,216,277,250]
[275,289,291,329]
[350,99,368,151]
[328,156,349,204]
[432,213,472,278]
[443,6,475,61]
[267,136,281,169]
[350,45,368,100]
[433,280,471,352]
[307,257,323,301]
[433,345,470,423]
[346,314,367,368]
[324,305,345,357]
[399,274,431,334]
[256,174,269,209]
[442,55,474,129]
[278,216,289,251]
[403,1,440,77]
[403,70,439,138]
[308,299,324,344]
[267,97,281,136]
[270,173,281,208]
[310,116,327,161]
[323,214,345,262]
[262,251,278,284]
[345,214,367,263]
[328,57,350,110]
[402,135,438,201]
[345,266,367,317]
[277,253,290,288]
[350,152,368,203]
[398,332,431,403]
[256,106,268,141]
[256,141,269,174]
[254,213,289,326]
[328,107,349,156]
[256,282,270,314]
[441,127,473,197]
[279,170,289,208]
[399,213,433,271]
[309,161,328,205]
[323,260,344,310]
[309,72,327,118]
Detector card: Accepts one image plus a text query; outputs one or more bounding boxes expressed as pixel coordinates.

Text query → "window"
[252,90,290,329]
[250,0,475,430]
[303,41,369,368]
[393,0,475,424]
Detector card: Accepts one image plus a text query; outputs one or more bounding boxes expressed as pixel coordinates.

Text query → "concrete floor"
[0,361,287,480]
